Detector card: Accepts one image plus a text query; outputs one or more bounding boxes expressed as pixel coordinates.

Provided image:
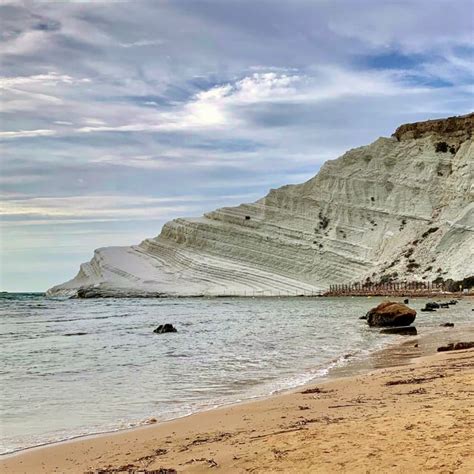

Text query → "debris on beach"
[437,342,474,352]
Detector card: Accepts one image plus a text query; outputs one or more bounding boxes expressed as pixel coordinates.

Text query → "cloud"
[119,39,164,48]
[0,71,91,115]
[1,65,435,141]
[0,71,85,88]
[0,193,260,225]
[0,194,192,218]
[0,129,57,138]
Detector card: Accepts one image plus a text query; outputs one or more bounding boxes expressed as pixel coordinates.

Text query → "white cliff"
[48,114,474,297]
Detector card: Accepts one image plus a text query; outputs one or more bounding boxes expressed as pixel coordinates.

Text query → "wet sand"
[1,327,473,473]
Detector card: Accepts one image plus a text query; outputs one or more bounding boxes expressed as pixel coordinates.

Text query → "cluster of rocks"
[362,299,466,338]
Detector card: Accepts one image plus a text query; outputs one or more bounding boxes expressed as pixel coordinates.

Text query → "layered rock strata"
[48,113,474,297]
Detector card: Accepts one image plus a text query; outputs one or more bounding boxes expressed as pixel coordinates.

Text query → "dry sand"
[1,345,473,473]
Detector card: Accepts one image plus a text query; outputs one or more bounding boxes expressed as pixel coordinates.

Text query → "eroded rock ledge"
[393,112,474,143]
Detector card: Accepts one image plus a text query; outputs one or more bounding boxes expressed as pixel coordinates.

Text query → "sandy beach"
[2,339,473,474]
[3,1,473,472]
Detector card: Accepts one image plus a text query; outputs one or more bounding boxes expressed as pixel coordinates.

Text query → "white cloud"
[0,129,57,139]
[0,193,260,223]
[0,72,84,89]
[0,62,460,145]
[119,39,164,48]
[64,66,428,137]
[83,118,107,125]
[0,195,194,219]
[0,72,91,112]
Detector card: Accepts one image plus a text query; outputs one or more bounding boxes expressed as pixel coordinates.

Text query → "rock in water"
[380,326,417,335]
[154,324,177,334]
[440,323,454,327]
[46,113,474,298]
[421,301,441,312]
[366,302,416,327]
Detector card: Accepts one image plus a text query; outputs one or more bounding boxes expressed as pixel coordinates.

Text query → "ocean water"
[1,293,472,454]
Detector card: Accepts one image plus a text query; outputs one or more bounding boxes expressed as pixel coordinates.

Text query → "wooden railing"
[325,281,448,296]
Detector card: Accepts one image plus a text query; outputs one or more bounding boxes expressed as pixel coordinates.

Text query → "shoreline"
[0,328,399,457]
[0,318,452,457]
[2,326,473,473]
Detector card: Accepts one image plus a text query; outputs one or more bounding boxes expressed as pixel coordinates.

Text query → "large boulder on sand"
[366,301,416,327]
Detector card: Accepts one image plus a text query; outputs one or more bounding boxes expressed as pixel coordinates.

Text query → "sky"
[1,0,473,292]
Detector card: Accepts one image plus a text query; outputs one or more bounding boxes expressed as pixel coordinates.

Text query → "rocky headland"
[48,113,474,297]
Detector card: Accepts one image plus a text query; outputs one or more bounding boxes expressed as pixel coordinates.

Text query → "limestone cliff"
[48,113,474,297]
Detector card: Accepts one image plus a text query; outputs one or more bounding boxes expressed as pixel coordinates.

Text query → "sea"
[1,293,472,454]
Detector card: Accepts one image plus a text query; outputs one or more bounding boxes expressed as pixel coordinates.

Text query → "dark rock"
[64,332,88,336]
[448,300,458,305]
[404,299,409,304]
[359,315,367,320]
[437,342,474,352]
[380,326,417,335]
[440,323,454,327]
[421,307,436,312]
[425,302,440,310]
[366,301,416,327]
[154,323,177,334]
[439,303,450,308]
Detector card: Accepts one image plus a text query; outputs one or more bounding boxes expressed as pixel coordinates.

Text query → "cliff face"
[393,113,473,143]
[48,114,474,296]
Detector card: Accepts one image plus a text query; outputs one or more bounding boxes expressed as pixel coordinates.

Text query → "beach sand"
[1,341,473,473]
